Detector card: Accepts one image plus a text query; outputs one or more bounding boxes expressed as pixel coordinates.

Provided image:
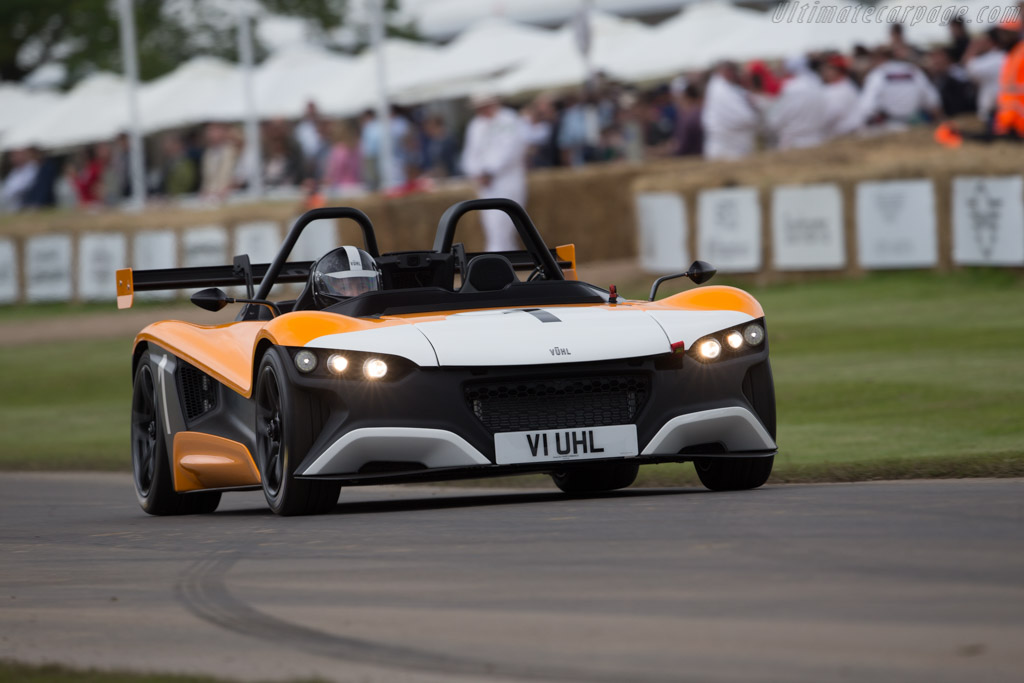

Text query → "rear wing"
[115,258,312,309]
[115,244,577,310]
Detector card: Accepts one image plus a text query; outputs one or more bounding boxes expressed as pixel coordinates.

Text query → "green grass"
[1,270,1023,481]
[0,661,322,683]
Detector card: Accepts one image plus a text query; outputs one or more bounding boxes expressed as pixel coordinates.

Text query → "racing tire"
[255,349,341,516]
[694,359,776,491]
[131,351,221,515]
[693,455,774,491]
[551,462,639,494]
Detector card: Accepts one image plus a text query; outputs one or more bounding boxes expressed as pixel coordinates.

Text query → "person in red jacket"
[68,144,109,206]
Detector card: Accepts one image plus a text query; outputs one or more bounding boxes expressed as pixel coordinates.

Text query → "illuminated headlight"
[326,354,349,375]
[725,331,744,349]
[743,324,765,346]
[363,358,388,380]
[697,338,722,361]
[294,350,317,373]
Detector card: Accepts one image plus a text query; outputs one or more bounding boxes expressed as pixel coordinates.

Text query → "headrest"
[461,254,517,293]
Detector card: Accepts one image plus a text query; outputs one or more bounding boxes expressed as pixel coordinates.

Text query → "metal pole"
[116,0,146,210]
[369,0,394,191]
[237,9,263,198]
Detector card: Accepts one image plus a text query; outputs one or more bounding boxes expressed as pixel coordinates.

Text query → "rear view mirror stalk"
[648,261,717,301]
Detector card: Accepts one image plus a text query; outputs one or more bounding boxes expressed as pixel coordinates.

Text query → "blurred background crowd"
[2,0,1023,214]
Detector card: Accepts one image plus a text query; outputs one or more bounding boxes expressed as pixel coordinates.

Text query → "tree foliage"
[0,0,411,89]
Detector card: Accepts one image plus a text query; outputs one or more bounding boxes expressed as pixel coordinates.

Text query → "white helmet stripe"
[342,245,361,269]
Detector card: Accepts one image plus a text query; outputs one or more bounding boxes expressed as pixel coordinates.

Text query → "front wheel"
[693,456,774,491]
[255,350,340,516]
[131,351,221,515]
[551,462,639,494]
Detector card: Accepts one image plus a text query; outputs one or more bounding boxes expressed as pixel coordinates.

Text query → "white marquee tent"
[495,11,653,95]
[253,45,354,119]
[391,17,557,102]
[0,85,61,146]
[605,3,769,82]
[139,56,247,133]
[3,73,128,150]
[312,38,439,117]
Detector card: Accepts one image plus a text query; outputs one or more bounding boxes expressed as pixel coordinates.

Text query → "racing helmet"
[311,246,381,308]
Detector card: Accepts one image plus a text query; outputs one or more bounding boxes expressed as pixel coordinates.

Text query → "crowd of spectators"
[1,16,1020,214]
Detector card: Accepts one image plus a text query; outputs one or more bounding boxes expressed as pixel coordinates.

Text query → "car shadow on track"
[213,487,706,517]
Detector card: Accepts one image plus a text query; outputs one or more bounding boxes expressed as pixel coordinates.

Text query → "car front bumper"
[286,344,777,484]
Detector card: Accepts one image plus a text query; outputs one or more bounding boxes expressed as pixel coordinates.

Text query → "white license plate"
[494,425,638,465]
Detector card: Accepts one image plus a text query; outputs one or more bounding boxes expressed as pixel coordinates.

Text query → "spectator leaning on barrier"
[156,133,196,197]
[68,143,107,206]
[994,18,1024,138]
[0,147,40,213]
[672,82,704,157]
[927,47,976,117]
[856,47,942,132]
[701,61,760,160]
[200,122,239,199]
[963,29,1007,131]
[820,55,862,139]
[461,92,528,252]
[768,55,829,150]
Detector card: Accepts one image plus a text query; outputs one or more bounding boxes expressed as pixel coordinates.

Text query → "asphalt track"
[1,474,1022,683]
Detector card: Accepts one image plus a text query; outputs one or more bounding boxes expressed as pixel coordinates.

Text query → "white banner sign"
[183,225,228,268]
[291,217,338,263]
[235,221,281,264]
[635,192,688,273]
[25,234,73,302]
[952,176,1024,266]
[697,187,761,273]
[77,233,126,301]
[856,179,938,269]
[132,230,177,300]
[772,184,845,271]
[0,238,17,304]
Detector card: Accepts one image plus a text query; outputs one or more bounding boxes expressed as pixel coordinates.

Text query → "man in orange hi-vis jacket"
[994,18,1024,137]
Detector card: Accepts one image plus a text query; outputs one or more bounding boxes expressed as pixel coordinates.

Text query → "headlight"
[294,350,317,373]
[725,331,744,349]
[326,354,349,374]
[697,338,722,361]
[743,324,765,346]
[363,358,388,380]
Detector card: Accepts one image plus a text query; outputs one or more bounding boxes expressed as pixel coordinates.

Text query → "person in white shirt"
[461,93,529,252]
[820,56,862,139]
[767,55,828,150]
[701,62,760,160]
[0,148,39,213]
[856,49,942,131]
[963,30,1007,130]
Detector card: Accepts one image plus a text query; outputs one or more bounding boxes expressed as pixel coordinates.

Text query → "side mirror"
[191,287,282,317]
[191,287,229,312]
[648,260,718,301]
[687,260,717,285]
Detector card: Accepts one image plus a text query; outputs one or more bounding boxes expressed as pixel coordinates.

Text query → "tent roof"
[0,85,61,142]
[495,11,653,95]
[139,56,246,133]
[605,2,769,80]
[392,17,557,100]
[3,73,127,150]
[254,45,354,119]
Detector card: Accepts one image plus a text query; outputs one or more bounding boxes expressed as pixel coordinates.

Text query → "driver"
[311,246,381,308]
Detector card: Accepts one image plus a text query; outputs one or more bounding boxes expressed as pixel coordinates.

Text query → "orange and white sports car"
[118,199,776,516]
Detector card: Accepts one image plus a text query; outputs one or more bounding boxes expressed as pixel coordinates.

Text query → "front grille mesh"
[465,374,650,433]
[178,363,218,421]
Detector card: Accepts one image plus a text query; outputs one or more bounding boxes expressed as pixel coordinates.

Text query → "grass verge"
[1,270,1022,482]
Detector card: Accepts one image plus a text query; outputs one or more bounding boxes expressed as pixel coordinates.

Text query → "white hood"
[306,306,757,367]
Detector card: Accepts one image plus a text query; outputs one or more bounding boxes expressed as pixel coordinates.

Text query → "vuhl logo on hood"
[549,346,571,356]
